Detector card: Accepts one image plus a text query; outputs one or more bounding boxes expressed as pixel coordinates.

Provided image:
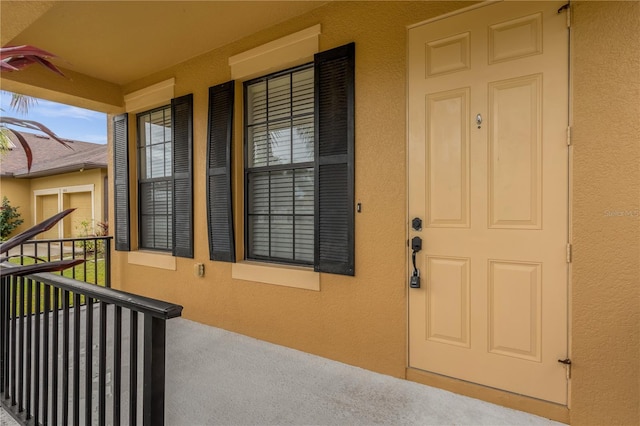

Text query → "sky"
[0,91,107,144]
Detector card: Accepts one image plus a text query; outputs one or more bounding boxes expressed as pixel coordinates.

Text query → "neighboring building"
[0,131,107,239]
[1,2,638,425]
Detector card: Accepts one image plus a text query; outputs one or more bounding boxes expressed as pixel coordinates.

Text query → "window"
[137,105,173,251]
[244,65,315,265]
[207,43,355,275]
[207,42,354,275]
[113,94,193,257]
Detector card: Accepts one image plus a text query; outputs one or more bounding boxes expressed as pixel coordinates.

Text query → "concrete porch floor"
[1,317,563,425]
[163,318,561,425]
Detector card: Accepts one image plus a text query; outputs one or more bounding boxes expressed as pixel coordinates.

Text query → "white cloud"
[33,100,104,121]
[0,92,107,143]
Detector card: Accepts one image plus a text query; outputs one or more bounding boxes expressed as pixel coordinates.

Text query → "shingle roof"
[0,131,107,178]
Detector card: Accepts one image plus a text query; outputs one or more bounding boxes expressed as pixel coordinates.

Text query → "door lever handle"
[411,236,422,252]
[410,236,422,288]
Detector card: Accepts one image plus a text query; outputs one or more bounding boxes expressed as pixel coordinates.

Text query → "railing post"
[0,276,7,396]
[143,315,166,426]
[105,237,112,288]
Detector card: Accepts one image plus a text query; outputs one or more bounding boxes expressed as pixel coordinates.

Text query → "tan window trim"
[228,24,321,80]
[124,78,175,113]
[232,261,320,291]
[128,250,176,271]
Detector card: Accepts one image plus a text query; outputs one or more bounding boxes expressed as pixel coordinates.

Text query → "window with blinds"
[137,105,173,251]
[245,65,315,265]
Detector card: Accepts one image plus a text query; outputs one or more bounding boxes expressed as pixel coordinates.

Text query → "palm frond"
[9,130,34,171]
[0,208,75,255]
[0,259,85,277]
[0,118,73,171]
[9,94,38,115]
[0,45,64,77]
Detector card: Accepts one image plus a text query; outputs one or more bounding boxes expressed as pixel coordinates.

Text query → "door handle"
[410,236,422,288]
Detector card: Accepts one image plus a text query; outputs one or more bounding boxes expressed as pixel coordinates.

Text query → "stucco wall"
[30,168,106,233]
[571,2,640,425]
[113,1,472,379]
[0,177,31,236]
[108,1,640,422]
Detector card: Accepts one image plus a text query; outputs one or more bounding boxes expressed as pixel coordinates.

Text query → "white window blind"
[245,65,315,264]
[138,106,173,251]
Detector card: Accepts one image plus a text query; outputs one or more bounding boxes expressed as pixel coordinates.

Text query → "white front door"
[408,1,569,404]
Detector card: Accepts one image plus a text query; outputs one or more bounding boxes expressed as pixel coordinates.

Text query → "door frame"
[403,1,573,421]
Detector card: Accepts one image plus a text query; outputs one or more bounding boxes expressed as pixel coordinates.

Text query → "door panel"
[488,74,542,228]
[408,1,569,404]
[426,256,470,347]
[426,88,470,227]
[488,260,541,361]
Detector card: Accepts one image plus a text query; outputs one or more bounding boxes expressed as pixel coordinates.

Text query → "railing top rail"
[22,236,114,243]
[0,262,182,320]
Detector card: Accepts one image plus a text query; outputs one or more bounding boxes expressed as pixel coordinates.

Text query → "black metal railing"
[0,264,183,425]
[7,237,113,288]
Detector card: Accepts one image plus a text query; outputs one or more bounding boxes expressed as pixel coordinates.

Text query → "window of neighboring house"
[137,105,173,251]
[244,64,315,265]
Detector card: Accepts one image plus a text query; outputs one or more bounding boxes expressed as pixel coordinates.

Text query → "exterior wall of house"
[113,0,473,380]
[571,2,640,425]
[29,168,106,235]
[106,1,640,423]
[0,177,32,237]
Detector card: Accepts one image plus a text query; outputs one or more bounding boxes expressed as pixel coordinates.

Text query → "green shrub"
[75,219,108,255]
[0,196,24,240]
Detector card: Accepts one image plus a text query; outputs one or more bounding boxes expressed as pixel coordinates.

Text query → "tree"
[0,45,70,171]
[0,196,24,240]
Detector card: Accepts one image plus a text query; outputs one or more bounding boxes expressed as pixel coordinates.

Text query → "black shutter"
[206,81,236,262]
[314,42,355,276]
[113,114,130,251]
[172,94,193,258]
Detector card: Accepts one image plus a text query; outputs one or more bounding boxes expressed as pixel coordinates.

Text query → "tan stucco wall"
[104,1,640,423]
[13,169,106,236]
[1,67,124,115]
[30,168,103,191]
[571,2,640,425]
[113,1,473,379]
[0,177,32,236]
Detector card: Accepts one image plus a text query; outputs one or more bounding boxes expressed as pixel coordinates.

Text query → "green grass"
[8,255,106,286]
[6,256,107,315]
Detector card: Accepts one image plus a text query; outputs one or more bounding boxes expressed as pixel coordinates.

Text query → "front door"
[408,1,569,404]
[64,191,93,238]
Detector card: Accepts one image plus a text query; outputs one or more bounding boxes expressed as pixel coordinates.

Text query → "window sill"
[128,250,176,271]
[232,261,320,291]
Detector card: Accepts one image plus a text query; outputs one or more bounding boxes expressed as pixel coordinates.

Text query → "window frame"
[243,63,316,267]
[136,104,173,252]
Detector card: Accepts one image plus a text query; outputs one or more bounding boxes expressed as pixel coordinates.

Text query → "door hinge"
[566,243,572,263]
[558,3,571,28]
[566,126,572,146]
[558,358,572,379]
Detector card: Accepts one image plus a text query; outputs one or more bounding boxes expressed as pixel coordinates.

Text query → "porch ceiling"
[1,1,327,86]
